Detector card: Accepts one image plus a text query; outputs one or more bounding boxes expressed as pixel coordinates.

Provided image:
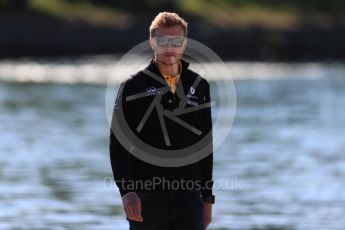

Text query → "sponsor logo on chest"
[145,87,163,96]
[186,86,199,106]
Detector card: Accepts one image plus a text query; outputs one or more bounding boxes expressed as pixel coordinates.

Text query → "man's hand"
[122,192,143,222]
[203,202,212,229]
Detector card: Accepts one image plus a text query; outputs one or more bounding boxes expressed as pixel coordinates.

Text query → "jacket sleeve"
[197,80,214,201]
[109,81,136,197]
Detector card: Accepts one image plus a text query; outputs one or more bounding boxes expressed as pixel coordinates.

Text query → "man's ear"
[149,37,155,50]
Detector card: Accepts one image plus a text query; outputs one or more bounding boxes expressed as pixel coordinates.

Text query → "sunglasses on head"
[154,36,186,47]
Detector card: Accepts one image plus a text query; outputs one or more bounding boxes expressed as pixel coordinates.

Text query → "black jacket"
[109,59,213,201]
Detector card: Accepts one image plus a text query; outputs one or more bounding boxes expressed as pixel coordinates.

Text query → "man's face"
[150,25,186,65]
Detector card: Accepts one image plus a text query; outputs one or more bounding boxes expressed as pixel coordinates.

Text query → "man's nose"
[166,45,173,52]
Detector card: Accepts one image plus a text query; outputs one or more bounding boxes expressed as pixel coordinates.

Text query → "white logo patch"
[190,86,195,95]
[146,87,158,96]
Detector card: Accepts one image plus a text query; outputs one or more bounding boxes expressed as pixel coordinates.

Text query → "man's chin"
[162,57,179,65]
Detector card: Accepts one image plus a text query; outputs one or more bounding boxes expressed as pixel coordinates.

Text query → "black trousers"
[128,190,204,230]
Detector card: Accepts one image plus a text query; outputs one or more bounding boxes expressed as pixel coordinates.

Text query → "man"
[110,12,215,230]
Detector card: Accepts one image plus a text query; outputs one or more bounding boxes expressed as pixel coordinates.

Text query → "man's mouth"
[163,53,176,57]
